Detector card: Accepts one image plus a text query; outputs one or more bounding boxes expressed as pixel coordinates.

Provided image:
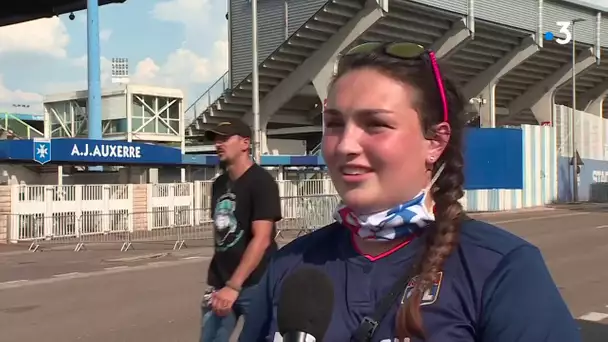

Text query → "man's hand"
[211,286,239,316]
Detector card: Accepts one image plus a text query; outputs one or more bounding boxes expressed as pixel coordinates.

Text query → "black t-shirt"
[207,163,282,288]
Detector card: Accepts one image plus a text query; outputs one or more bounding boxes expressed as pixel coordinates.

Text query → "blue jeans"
[200,285,258,342]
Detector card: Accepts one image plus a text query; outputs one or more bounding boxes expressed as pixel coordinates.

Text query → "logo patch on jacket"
[401,272,443,306]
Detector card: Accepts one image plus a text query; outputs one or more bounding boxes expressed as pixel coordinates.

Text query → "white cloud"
[132,39,228,88]
[151,0,225,51]
[0,75,43,112]
[0,18,69,58]
[151,0,212,27]
[72,55,112,72]
[100,29,112,41]
[133,58,161,82]
[41,56,114,94]
[148,0,229,98]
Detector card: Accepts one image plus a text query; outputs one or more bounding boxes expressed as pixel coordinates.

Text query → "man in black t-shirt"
[200,120,281,342]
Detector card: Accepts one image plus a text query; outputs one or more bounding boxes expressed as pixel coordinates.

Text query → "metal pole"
[251,0,261,163]
[87,0,102,141]
[571,21,578,202]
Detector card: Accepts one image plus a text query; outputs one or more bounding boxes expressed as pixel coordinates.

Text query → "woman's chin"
[339,189,379,214]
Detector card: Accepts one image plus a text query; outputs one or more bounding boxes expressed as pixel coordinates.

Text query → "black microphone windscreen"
[277,267,334,339]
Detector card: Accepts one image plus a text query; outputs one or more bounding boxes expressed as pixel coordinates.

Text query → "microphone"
[277,267,335,342]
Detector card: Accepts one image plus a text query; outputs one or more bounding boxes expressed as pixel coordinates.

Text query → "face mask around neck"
[333,163,445,241]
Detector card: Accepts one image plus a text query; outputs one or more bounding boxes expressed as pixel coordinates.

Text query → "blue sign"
[66,140,144,162]
[33,140,51,165]
[463,128,523,189]
[0,139,183,166]
[57,139,182,164]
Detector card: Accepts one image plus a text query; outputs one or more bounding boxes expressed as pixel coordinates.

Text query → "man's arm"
[228,175,281,288]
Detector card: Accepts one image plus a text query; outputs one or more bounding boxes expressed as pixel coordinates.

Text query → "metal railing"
[0,113,44,139]
[184,71,230,126]
[9,194,340,252]
[310,142,322,155]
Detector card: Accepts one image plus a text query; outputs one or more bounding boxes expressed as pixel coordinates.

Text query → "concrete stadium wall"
[555,105,608,202]
[555,105,606,161]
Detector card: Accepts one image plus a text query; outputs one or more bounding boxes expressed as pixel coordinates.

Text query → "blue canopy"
[0,139,183,166]
[0,139,328,167]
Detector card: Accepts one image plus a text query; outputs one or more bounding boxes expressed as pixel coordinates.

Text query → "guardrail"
[184,71,230,126]
[310,142,322,155]
[9,194,340,252]
[0,113,44,139]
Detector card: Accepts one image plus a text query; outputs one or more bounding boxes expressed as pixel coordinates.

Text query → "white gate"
[147,183,194,230]
[10,184,133,242]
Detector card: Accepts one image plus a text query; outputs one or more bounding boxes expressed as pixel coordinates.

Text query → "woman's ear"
[426,122,451,164]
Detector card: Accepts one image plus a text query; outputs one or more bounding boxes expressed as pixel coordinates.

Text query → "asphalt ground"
[0,205,607,341]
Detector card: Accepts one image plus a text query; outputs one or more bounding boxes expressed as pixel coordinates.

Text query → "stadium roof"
[0,0,126,27]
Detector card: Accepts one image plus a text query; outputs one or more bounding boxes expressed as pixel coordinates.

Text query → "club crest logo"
[401,272,443,306]
[33,139,51,165]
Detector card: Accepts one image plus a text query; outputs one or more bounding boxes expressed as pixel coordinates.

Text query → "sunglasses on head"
[342,42,449,123]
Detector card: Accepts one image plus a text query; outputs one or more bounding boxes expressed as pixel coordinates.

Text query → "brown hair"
[334,45,466,339]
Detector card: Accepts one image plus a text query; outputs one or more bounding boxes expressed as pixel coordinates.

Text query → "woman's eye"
[367,121,391,130]
[324,120,343,128]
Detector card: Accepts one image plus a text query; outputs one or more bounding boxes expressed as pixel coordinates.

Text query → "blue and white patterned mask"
[333,164,444,241]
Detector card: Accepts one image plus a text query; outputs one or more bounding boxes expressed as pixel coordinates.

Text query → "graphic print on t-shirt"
[213,192,243,251]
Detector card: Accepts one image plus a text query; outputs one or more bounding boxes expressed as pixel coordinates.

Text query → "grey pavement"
[0,206,607,341]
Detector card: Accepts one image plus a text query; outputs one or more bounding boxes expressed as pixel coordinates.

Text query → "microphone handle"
[281,331,317,342]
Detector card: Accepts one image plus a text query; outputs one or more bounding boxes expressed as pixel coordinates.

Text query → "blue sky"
[0,0,228,113]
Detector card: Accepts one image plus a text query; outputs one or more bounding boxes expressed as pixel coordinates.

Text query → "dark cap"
[206,120,252,140]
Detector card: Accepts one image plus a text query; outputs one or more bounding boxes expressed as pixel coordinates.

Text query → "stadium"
[0,0,607,250]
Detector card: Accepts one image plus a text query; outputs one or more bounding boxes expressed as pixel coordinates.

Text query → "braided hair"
[334,47,466,339]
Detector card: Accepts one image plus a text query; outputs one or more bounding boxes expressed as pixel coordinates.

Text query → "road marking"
[147,261,173,267]
[578,312,608,321]
[104,253,169,263]
[0,280,28,285]
[182,256,203,260]
[492,212,587,224]
[595,225,608,229]
[0,255,210,291]
[53,272,81,278]
[104,266,130,271]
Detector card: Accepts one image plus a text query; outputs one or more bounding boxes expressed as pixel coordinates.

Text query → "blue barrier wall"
[558,156,608,202]
[464,127,523,189]
[462,125,557,211]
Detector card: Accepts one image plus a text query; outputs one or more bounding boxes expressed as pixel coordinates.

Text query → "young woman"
[240,42,581,341]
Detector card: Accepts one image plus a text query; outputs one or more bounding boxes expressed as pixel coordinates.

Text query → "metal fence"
[9,194,340,252]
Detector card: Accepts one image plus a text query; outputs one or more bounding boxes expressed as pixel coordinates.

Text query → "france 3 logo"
[544,21,576,45]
